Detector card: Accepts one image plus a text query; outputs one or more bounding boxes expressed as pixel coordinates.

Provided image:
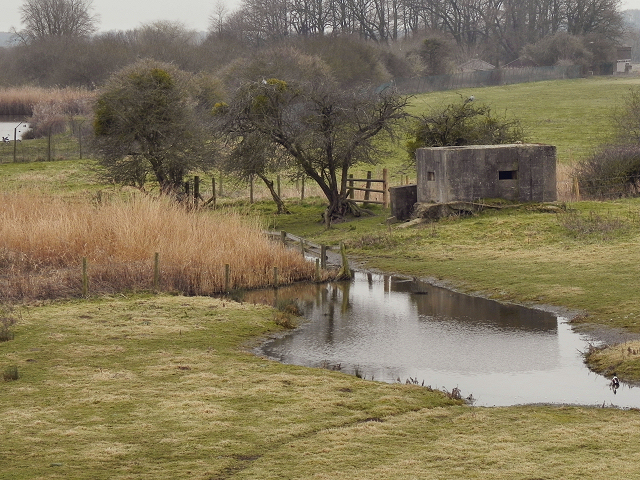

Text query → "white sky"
[1,0,241,33]
[0,0,639,34]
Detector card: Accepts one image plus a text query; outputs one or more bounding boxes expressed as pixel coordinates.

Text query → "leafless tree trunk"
[15,0,99,44]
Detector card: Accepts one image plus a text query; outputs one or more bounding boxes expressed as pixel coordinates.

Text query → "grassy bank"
[267,198,640,330]
[3,295,640,480]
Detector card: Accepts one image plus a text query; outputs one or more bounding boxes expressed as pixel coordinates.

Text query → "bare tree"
[217,76,409,223]
[14,0,99,44]
[130,21,202,71]
[209,1,230,34]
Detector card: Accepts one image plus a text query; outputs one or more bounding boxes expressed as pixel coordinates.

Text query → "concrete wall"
[389,184,417,220]
[416,144,556,203]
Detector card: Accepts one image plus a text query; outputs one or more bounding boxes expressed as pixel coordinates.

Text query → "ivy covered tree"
[216,77,409,223]
[406,97,525,162]
[92,59,217,194]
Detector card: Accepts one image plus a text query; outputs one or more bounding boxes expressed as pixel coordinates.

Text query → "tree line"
[0,0,636,88]
[222,0,624,62]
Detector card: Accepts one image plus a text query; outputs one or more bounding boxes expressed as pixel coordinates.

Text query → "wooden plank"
[347,187,385,194]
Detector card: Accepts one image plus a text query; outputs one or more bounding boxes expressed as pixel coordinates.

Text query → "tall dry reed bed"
[0,86,94,117]
[0,193,318,300]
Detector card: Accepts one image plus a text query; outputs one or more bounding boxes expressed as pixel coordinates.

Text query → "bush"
[273,298,302,329]
[406,98,525,162]
[575,144,640,199]
[0,304,16,342]
[557,210,630,241]
[2,365,19,381]
[0,317,15,342]
[275,298,302,316]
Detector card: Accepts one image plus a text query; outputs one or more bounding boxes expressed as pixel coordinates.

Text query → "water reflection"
[247,272,640,407]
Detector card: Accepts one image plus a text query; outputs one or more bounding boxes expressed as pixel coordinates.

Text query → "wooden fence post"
[382,168,389,208]
[82,257,88,297]
[337,242,352,280]
[363,170,372,207]
[301,177,305,201]
[153,252,160,290]
[194,176,200,208]
[300,237,305,256]
[211,178,217,209]
[320,245,327,269]
[78,119,85,159]
[250,175,254,204]
[47,127,52,162]
[13,123,20,163]
[277,175,281,198]
[281,231,287,245]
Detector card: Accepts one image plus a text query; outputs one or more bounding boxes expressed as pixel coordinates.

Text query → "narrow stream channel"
[247,271,640,408]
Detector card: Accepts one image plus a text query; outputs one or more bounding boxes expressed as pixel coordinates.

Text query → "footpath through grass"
[3,295,640,480]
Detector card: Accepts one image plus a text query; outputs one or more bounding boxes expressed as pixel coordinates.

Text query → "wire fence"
[3,123,640,204]
[0,129,87,163]
[392,65,583,95]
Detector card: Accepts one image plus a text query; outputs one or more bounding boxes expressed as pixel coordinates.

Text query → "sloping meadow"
[0,193,318,300]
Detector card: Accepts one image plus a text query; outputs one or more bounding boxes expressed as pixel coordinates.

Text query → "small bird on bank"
[611,375,620,391]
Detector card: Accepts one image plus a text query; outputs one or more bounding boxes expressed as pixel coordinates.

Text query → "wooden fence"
[182,169,393,209]
[347,168,389,207]
[266,231,333,269]
[78,233,339,297]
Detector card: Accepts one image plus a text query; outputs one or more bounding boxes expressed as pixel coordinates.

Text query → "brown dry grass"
[0,86,95,117]
[556,161,578,202]
[0,192,319,299]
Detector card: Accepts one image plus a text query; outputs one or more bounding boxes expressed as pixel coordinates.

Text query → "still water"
[0,117,30,142]
[249,271,640,408]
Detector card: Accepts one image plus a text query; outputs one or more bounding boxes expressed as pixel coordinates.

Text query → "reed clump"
[0,86,95,117]
[0,193,319,300]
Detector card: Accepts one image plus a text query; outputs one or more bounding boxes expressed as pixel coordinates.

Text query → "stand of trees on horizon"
[0,0,638,88]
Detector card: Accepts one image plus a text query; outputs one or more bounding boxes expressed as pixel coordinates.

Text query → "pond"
[0,116,30,143]
[248,271,640,408]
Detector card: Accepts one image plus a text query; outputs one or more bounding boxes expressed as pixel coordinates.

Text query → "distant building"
[504,58,539,69]
[457,59,495,73]
[616,46,632,74]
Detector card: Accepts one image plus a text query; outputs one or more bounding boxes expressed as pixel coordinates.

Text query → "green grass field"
[3,76,640,479]
[409,76,640,164]
[3,296,640,480]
